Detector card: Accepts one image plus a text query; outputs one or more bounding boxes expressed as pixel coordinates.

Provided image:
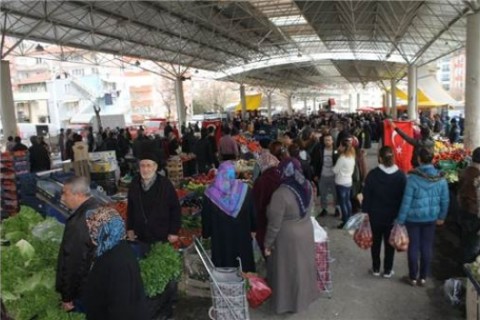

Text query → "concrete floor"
[175,146,465,320]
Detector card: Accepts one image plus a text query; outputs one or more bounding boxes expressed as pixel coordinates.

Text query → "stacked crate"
[166,157,183,187]
[1,151,29,218]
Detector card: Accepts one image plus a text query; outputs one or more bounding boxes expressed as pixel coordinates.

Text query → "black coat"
[56,197,100,302]
[362,167,406,226]
[194,137,214,174]
[127,174,181,243]
[311,146,338,179]
[83,241,148,320]
[29,144,51,172]
[201,188,256,272]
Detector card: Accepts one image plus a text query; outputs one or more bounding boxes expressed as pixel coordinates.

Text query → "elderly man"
[127,152,181,245]
[56,176,100,312]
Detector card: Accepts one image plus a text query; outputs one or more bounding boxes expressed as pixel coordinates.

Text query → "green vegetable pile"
[181,215,202,230]
[139,243,182,298]
[1,206,85,320]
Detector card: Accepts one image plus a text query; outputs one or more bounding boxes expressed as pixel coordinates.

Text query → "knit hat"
[139,152,159,165]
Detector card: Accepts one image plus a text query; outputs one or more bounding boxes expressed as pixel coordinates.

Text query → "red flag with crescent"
[383,120,414,173]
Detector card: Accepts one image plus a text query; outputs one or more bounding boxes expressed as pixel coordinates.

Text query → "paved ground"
[175,146,465,320]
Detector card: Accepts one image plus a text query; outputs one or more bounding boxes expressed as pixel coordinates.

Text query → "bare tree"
[192,80,238,114]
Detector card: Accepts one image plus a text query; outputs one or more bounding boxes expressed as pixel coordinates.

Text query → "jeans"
[336,185,352,223]
[318,175,336,210]
[371,224,395,273]
[405,221,436,280]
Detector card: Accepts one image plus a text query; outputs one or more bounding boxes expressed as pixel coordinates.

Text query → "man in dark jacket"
[390,120,434,167]
[56,176,100,312]
[28,136,51,172]
[194,128,215,174]
[126,152,181,244]
[11,136,28,151]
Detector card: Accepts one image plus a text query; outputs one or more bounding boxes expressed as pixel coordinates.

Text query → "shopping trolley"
[194,238,250,320]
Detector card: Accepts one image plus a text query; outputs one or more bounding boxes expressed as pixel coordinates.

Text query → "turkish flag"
[383,120,414,173]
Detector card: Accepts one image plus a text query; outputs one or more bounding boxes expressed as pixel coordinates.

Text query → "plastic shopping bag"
[243,273,272,308]
[389,224,409,252]
[311,217,328,243]
[344,213,368,231]
[353,217,373,250]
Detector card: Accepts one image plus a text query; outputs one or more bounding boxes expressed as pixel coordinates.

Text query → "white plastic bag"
[344,213,368,231]
[311,217,328,243]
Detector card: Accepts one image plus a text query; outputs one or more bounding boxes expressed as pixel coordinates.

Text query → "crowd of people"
[5,109,478,318]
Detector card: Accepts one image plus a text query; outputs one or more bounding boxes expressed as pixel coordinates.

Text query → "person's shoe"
[383,270,395,278]
[337,222,345,229]
[334,208,340,217]
[418,279,426,286]
[403,276,417,286]
[370,269,380,277]
[318,209,328,217]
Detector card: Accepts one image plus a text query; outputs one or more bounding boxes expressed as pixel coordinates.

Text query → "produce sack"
[344,213,368,231]
[243,273,272,308]
[353,218,373,249]
[389,224,409,252]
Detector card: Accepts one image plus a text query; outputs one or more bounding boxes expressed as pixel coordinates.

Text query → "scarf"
[279,157,312,218]
[204,161,248,218]
[86,206,126,257]
[257,151,280,173]
[141,173,157,191]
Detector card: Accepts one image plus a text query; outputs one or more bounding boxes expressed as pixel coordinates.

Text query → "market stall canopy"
[234,94,263,112]
[1,1,479,89]
[390,87,446,108]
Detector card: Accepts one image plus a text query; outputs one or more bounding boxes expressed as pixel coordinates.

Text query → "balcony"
[14,91,49,101]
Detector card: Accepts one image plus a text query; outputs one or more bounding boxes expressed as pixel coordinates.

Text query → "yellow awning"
[388,87,446,108]
[234,94,262,112]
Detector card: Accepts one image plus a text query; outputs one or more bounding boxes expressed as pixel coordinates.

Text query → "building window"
[35,58,43,64]
[72,69,85,76]
[441,64,450,72]
[65,84,71,93]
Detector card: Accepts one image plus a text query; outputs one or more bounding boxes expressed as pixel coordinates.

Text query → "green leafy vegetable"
[140,243,182,297]
[1,207,86,319]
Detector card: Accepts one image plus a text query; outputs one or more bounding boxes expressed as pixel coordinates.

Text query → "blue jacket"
[397,164,449,224]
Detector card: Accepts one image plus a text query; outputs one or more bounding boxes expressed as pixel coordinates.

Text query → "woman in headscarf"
[252,152,281,254]
[83,206,148,320]
[201,161,256,272]
[264,158,319,314]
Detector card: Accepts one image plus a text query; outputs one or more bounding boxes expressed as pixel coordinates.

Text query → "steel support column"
[385,90,391,116]
[287,94,293,115]
[267,92,272,122]
[408,65,418,121]
[240,84,247,120]
[0,60,17,139]
[357,92,361,112]
[175,77,186,129]
[391,79,397,119]
[465,10,480,149]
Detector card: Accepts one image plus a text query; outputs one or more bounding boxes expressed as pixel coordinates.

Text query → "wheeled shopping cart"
[194,238,250,320]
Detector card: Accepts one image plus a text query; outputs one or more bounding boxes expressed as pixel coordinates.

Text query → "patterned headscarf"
[257,151,280,173]
[278,157,312,218]
[86,206,126,257]
[204,161,248,218]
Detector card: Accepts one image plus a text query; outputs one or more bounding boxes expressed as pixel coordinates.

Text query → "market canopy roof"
[234,94,263,112]
[1,0,479,89]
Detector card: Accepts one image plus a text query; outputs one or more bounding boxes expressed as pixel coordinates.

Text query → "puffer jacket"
[397,164,449,224]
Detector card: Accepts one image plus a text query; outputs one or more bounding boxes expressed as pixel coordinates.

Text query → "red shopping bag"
[243,273,272,308]
[353,218,373,249]
[389,224,409,252]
